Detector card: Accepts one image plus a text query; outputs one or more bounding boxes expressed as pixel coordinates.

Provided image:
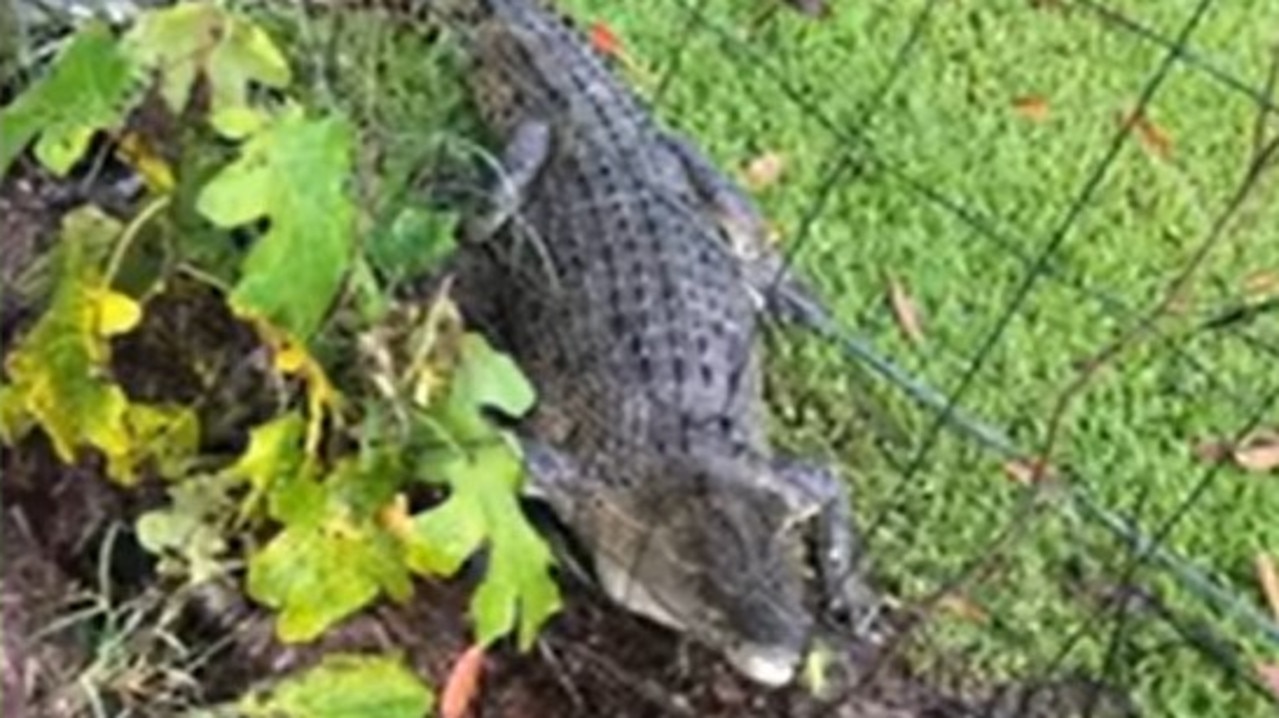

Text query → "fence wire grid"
[546,0,1279,714]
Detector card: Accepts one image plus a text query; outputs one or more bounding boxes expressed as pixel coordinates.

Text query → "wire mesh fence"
[580,0,1279,713]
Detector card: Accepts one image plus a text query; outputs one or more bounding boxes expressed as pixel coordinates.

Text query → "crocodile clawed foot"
[769,457,880,635]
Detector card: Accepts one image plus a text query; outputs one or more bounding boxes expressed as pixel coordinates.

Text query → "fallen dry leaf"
[743,151,786,191]
[588,21,622,57]
[586,20,658,90]
[1012,95,1050,122]
[886,276,924,344]
[937,592,989,624]
[1165,286,1195,316]
[1256,554,1279,624]
[1259,663,1279,701]
[1233,431,1279,473]
[784,0,832,18]
[1119,108,1173,159]
[1243,270,1279,299]
[1003,458,1057,485]
[1190,438,1231,464]
[441,644,487,718]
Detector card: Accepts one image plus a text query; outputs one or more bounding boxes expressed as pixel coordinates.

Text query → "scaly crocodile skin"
[431,0,877,687]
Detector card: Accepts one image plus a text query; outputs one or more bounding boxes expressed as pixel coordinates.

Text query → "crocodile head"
[547,447,846,687]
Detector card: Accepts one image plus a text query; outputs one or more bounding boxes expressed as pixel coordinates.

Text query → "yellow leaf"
[0,384,32,443]
[378,494,415,540]
[274,341,308,374]
[0,208,147,483]
[250,318,342,457]
[116,131,175,193]
[90,287,143,336]
[800,641,835,698]
[743,151,786,191]
[229,412,306,519]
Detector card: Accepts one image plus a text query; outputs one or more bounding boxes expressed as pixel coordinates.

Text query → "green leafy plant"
[0,2,560,711]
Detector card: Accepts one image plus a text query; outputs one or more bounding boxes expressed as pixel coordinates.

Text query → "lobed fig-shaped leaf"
[197,108,356,342]
[239,652,433,718]
[0,22,140,177]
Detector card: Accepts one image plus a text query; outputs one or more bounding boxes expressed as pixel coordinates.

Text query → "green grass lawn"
[551,1,1279,714]
[270,1,1279,713]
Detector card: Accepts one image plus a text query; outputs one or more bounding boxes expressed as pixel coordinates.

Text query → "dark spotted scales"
[432,0,876,686]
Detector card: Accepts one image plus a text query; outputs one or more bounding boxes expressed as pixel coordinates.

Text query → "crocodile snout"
[724,642,803,688]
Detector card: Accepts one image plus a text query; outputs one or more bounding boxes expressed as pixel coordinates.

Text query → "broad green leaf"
[197,110,356,340]
[367,207,457,285]
[452,333,536,418]
[406,444,559,650]
[228,412,307,513]
[246,515,411,643]
[435,332,537,442]
[122,2,290,120]
[246,447,412,642]
[239,653,433,718]
[403,490,485,576]
[328,451,403,519]
[0,22,139,176]
[0,207,158,483]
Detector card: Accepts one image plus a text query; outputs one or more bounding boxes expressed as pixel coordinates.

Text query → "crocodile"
[427,0,877,687]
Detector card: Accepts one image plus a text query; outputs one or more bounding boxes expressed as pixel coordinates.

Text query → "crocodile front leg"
[771,457,879,628]
[658,133,833,331]
[462,119,553,244]
[517,436,601,588]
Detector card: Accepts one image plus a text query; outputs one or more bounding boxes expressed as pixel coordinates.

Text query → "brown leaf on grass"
[1012,95,1050,122]
[1190,438,1231,464]
[1192,431,1279,472]
[784,0,832,18]
[937,592,989,624]
[1243,269,1279,299]
[588,21,622,57]
[1259,663,1279,701]
[1234,431,1279,473]
[441,644,486,718]
[1119,108,1173,159]
[743,151,786,191]
[1164,286,1195,316]
[1003,458,1057,485]
[1256,554,1279,624]
[886,276,924,344]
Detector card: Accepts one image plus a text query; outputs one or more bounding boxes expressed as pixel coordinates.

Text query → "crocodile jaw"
[594,554,686,632]
[595,554,802,687]
[724,643,800,688]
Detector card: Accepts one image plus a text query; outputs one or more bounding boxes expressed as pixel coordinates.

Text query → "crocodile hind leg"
[770,457,879,629]
[658,133,833,331]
